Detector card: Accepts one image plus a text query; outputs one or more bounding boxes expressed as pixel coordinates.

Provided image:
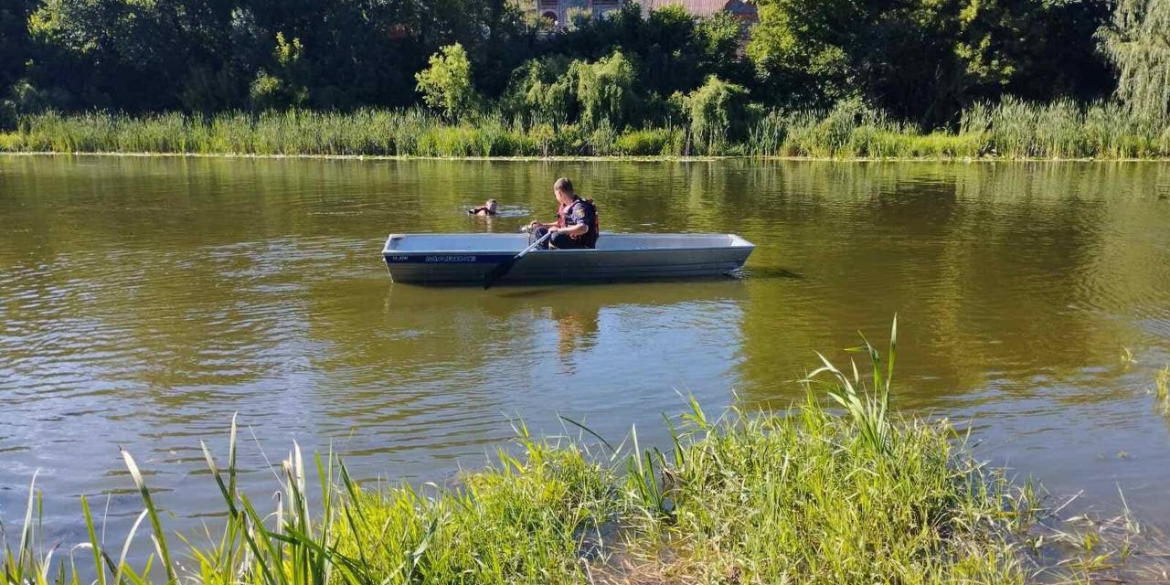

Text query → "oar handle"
[518,230,553,258]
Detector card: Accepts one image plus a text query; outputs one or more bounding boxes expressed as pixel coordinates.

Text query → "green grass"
[0,132,19,151]
[621,405,1022,584]
[1156,365,1169,416]
[1157,365,1169,400]
[613,127,686,156]
[1,326,1162,585]
[4,98,1170,159]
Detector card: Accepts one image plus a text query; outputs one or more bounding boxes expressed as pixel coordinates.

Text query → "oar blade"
[482,258,517,290]
[484,230,550,290]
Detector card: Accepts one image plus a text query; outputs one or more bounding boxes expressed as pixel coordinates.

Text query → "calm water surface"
[2,156,1170,541]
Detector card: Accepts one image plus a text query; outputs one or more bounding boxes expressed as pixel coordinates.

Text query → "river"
[2,155,1169,544]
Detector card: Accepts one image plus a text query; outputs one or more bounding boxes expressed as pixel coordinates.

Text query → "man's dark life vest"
[556,198,600,248]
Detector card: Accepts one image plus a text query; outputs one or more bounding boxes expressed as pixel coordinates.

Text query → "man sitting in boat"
[527,178,599,249]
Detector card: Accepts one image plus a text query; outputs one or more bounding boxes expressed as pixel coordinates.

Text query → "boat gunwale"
[382,233,755,257]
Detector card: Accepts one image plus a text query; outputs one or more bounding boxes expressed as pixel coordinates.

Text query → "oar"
[483,231,553,290]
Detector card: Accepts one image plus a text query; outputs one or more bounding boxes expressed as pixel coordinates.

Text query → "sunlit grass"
[1155,365,1170,417]
[0,132,20,151]
[1156,366,1169,402]
[5,98,1170,159]
[616,319,1022,584]
[1122,346,1138,366]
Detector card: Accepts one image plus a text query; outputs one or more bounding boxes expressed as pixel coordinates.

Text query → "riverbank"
[5,404,1027,585]
[9,150,1170,163]
[4,342,1165,585]
[4,99,1170,160]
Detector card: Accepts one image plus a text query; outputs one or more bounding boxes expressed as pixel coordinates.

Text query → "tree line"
[1,0,1168,134]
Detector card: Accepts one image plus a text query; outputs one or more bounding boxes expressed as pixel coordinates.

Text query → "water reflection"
[2,156,1170,539]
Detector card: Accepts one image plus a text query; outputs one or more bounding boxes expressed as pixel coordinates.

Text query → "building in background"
[535,0,624,27]
[639,0,756,22]
[533,0,756,28]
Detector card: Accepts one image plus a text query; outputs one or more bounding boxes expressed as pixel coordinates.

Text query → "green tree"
[552,5,750,102]
[951,0,1112,107]
[697,11,746,79]
[683,75,750,153]
[748,0,1112,125]
[747,0,860,108]
[0,0,33,126]
[13,0,536,113]
[416,43,478,120]
[1099,0,1170,118]
[503,55,576,124]
[0,0,32,95]
[249,32,310,110]
[572,50,636,128]
[25,0,238,111]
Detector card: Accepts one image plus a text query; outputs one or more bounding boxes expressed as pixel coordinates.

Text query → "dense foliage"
[747,0,1114,124]
[1099,0,1170,119]
[0,0,1163,143]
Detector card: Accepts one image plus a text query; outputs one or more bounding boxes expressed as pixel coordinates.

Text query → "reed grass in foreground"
[4,97,1170,159]
[1154,364,1170,416]
[2,330,1166,585]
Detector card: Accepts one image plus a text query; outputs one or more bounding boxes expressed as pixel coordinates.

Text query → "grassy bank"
[4,98,1170,160]
[1,334,1160,585]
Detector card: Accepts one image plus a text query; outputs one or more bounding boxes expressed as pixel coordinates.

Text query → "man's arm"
[551,223,587,236]
[551,202,591,235]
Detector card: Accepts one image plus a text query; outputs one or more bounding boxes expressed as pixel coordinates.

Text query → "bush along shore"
[3,328,1167,585]
[5,97,1170,160]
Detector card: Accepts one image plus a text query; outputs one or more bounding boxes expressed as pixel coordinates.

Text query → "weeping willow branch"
[1098,0,1170,120]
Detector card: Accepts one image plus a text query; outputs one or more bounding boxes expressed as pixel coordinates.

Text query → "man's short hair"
[553,177,574,194]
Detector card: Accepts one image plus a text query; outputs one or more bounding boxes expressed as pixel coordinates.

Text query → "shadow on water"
[388,275,763,295]
[384,276,751,312]
[492,287,556,299]
[739,266,805,280]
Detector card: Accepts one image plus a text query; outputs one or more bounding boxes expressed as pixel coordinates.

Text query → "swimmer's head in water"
[468,199,499,216]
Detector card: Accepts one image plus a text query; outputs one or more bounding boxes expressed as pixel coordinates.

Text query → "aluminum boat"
[382,233,755,284]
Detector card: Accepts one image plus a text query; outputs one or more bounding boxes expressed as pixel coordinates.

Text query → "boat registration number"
[387,255,508,263]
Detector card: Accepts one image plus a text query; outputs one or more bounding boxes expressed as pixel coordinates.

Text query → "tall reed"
[5,98,1170,159]
[1155,365,1169,415]
[1158,365,1169,402]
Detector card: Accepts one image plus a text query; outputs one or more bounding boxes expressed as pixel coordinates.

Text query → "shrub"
[415,43,478,121]
[503,56,576,125]
[682,75,751,154]
[573,51,636,129]
[614,127,680,155]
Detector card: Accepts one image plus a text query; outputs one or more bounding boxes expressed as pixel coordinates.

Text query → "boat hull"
[382,233,754,285]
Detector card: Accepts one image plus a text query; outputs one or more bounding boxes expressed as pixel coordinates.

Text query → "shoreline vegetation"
[4,329,1167,585]
[4,0,1169,169]
[5,98,1170,161]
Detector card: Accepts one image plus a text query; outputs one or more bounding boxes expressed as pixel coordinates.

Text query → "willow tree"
[503,56,576,124]
[572,51,636,129]
[683,75,750,154]
[1099,0,1170,118]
